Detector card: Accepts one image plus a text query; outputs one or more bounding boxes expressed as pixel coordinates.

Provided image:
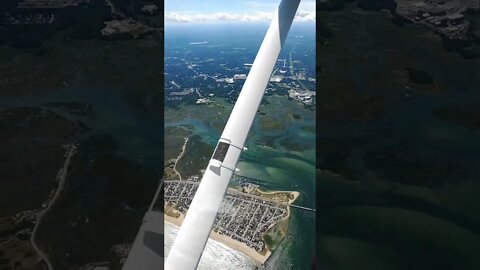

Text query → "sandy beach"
[209,230,271,264]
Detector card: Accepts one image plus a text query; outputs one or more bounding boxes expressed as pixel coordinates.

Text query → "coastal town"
[163,179,298,263]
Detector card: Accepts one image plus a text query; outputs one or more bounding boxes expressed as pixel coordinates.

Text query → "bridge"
[289,204,316,212]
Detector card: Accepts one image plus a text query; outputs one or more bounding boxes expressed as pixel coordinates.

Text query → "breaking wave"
[164,222,257,270]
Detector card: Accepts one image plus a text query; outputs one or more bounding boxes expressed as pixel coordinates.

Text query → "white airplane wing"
[122,181,164,269]
[165,1,301,269]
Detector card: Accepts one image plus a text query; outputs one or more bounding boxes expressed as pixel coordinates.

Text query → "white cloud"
[295,10,315,21]
[167,13,192,23]
[165,10,315,23]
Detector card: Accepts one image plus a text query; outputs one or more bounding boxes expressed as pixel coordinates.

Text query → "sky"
[165,0,315,23]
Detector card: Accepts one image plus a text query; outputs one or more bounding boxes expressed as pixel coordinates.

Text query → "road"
[30,143,77,270]
[289,46,295,76]
[173,137,188,180]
